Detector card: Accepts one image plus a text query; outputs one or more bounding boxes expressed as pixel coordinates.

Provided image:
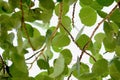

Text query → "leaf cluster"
[0,0,120,80]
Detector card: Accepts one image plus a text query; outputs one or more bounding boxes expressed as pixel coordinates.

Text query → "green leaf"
[0,1,12,13]
[76,34,93,50]
[78,73,96,80]
[103,21,114,37]
[44,49,53,60]
[94,33,105,43]
[49,55,65,78]
[79,6,97,26]
[8,0,20,10]
[96,0,114,6]
[109,57,120,80]
[103,36,116,52]
[55,3,69,16]
[89,53,103,64]
[64,0,77,5]
[40,9,53,23]
[110,8,120,23]
[90,1,103,10]
[39,0,55,10]
[80,0,93,5]
[72,62,89,78]
[57,0,62,2]
[22,23,34,38]
[10,49,28,77]
[35,71,53,80]
[90,42,102,55]
[60,49,72,65]
[37,59,49,69]
[115,46,120,57]
[97,10,107,18]
[92,59,108,76]
[60,16,72,33]
[52,33,70,48]
[31,36,45,50]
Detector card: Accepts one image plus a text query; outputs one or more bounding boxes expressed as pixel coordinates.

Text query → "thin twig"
[72,2,77,28]
[50,2,63,41]
[28,46,46,70]
[20,0,35,50]
[61,23,96,80]
[67,71,73,80]
[79,2,118,62]
[26,45,46,60]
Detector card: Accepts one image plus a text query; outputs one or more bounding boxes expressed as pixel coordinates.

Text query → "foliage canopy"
[0,0,120,80]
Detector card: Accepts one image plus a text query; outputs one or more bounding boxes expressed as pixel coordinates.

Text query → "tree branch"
[27,46,46,70]
[79,2,118,62]
[20,0,35,51]
[50,2,63,41]
[72,2,77,28]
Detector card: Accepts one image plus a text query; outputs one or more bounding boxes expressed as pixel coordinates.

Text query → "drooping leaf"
[92,59,108,76]
[60,49,72,65]
[96,0,114,6]
[76,34,93,50]
[79,6,97,26]
[49,55,65,78]
[75,26,85,41]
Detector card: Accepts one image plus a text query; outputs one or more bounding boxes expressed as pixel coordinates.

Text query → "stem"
[20,0,35,51]
[79,2,118,62]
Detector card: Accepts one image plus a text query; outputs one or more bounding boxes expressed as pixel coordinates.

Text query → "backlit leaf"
[94,33,105,43]
[79,6,97,26]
